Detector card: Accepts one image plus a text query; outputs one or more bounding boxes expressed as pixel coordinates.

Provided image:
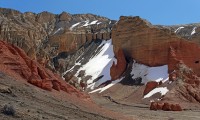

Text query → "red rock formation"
[150,102,182,111]
[150,102,157,110]
[0,40,88,99]
[157,103,164,110]
[161,59,200,109]
[162,102,171,111]
[112,16,200,77]
[171,104,182,111]
[110,49,127,80]
[143,81,159,96]
[112,16,180,66]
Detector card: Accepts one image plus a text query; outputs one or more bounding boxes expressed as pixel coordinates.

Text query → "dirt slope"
[0,71,132,120]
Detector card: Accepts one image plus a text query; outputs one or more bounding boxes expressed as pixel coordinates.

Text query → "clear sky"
[0,0,200,25]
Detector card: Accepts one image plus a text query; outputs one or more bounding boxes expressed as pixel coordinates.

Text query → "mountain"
[1,7,200,120]
[0,7,115,66]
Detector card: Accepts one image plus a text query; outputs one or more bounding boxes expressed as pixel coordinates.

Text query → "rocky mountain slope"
[162,23,200,45]
[0,8,115,70]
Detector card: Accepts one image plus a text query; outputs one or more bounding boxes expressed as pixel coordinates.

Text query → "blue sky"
[0,0,200,25]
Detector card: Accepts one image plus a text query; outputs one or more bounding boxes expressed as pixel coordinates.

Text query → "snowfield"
[76,39,117,90]
[131,61,169,84]
[131,61,169,98]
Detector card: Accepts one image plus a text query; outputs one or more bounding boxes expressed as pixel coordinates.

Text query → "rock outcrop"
[110,48,127,80]
[165,24,200,45]
[150,102,182,111]
[112,16,200,76]
[162,61,200,107]
[0,40,88,98]
[112,16,180,66]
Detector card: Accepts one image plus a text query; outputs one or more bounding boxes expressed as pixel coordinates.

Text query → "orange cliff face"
[0,40,88,99]
[112,16,200,76]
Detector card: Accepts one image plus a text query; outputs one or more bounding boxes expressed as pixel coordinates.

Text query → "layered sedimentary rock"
[112,16,181,66]
[0,40,88,98]
[112,16,200,76]
[0,8,114,69]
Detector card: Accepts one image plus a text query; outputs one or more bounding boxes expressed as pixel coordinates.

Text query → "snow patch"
[191,27,197,35]
[175,27,184,33]
[53,27,63,35]
[131,62,169,84]
[83,20,98,27]
[89,77,124,93]
[70,22,80,30]
[97,22,102,25]
[83,20,90,26]
[90,20,98,25]
[76,39,116,90]
[143,87,169,98]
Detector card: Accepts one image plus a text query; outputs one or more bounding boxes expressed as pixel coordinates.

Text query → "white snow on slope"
[70,22,80,30]
[144,87,169,98]
[90,20,98,25]
[131,61,169,84]
[83,20,98,27]
[53,27,63,35]
[97,22,102,25]
[83,20,89,26]
[191,27,197,35]
[175,27,184,33]
[89,77,124,93]
[76,39,116,90]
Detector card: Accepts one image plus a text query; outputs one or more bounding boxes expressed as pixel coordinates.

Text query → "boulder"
[150,102,157,110]
[171,104,182,111]
[150,102,182,111]
[157,103,164,110]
